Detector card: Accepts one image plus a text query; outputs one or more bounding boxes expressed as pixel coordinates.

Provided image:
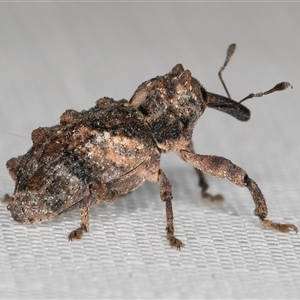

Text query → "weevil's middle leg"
[194,167,224,202]
[191,142,224,202]
[158,169,184,249]
[178,150,298,234]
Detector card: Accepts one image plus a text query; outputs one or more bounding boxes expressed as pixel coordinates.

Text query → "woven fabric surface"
[1,3,300,299]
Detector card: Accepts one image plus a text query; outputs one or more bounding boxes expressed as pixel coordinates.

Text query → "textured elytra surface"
[6,98,159,223]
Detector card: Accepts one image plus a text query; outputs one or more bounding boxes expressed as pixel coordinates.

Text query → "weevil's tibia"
[178,150,298,234]
[158,169,184,249]
[68,181,110,241]
[218,43,236,99]
[239,81,293,103]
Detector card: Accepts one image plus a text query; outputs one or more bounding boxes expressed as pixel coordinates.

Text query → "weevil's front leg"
[68,206,90,241]
[245,179,297,232]
[158,169,184,249]
[178,150,298,233]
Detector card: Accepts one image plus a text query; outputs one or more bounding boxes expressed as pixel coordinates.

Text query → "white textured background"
[1,2,300,299]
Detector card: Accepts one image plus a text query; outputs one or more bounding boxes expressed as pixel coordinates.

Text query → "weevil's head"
[130,64,251,152]
[130,64,208,152]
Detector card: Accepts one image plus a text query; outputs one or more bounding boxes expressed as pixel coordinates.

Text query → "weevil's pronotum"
[3,44,297,249]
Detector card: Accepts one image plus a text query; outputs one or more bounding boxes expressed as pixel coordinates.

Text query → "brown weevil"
[4,44,297,249]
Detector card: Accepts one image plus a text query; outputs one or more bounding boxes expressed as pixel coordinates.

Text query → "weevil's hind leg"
[158,169,184,249]
[178,150,298,234]
[68,206,90,241]
[67,181,107,241]
[191,142,224,202]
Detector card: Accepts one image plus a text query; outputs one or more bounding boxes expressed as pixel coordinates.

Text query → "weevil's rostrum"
[4,44,297,249]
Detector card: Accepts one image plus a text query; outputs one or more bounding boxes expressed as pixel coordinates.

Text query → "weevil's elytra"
[4,44,297,249]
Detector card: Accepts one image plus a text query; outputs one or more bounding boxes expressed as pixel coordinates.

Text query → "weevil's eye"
[200,87,208,102]
[138,105,149,116]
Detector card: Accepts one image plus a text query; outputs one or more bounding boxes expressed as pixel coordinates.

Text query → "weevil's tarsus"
[218,43,236,99]
[261,219,298,233]
[239,81,293,103]
[158,169,184,249]
[68,206,90,241]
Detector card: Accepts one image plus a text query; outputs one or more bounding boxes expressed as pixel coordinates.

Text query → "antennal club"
[239,81,293,104]
[218,43,236,99]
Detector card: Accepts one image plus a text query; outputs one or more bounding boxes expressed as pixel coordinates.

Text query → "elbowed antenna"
[218,43,236,99]
[206,81,293,122]
[206,44,293,121]
[239,82,293,104]
[218,44,293,104]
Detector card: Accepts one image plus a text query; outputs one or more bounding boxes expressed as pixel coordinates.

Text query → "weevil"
[4,44,297,249]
